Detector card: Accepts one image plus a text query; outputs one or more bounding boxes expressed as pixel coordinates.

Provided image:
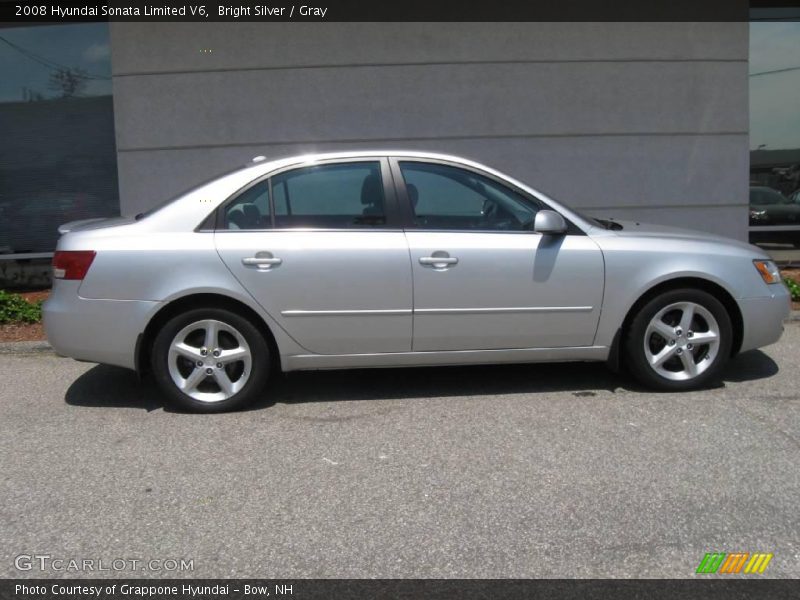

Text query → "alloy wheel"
[167,319,252,402]
[643,301,720,382]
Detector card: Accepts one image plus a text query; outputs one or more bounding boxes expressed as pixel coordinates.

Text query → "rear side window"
[223,181,269,229]
[273,162,386,228]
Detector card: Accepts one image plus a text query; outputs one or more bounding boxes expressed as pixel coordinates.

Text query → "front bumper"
[43,281,160,370]
[737,285,792,353]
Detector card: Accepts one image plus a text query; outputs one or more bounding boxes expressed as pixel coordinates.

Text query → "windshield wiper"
[596,218,624,231]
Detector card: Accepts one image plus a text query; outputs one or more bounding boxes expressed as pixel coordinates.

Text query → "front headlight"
[749,209,767,221]
[753,259,781,284]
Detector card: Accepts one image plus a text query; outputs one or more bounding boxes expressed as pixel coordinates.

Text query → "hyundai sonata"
[44,152,790,412]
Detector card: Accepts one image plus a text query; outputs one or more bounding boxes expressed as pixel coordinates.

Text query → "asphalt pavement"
[1,324,799,578]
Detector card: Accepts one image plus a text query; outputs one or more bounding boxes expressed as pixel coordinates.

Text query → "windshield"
[750,187,791,206]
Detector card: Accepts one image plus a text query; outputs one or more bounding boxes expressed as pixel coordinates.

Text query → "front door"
[395,160,605,352]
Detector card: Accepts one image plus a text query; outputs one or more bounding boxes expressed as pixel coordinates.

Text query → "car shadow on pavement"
[257,349,778,410]
[64,349,778,412]
[65,365,163,411]
[721,348,779,382]
[263,361,624,409]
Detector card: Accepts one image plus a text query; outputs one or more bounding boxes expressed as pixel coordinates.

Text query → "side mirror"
[533,210,567,235]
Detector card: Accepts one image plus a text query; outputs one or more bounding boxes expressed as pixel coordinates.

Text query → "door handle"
[242,256,282,268]
[419,254,458,268]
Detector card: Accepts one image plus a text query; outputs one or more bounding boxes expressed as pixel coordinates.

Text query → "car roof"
[244,150,482,172]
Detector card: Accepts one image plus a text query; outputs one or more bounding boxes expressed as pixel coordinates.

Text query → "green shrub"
[785,277,800,302]
[0,290,42,324]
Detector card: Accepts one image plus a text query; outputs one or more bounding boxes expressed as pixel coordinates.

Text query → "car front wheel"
[624,289,733,391]
[151,308,270,412]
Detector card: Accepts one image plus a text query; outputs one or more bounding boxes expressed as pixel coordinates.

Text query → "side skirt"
[283,345,609,372]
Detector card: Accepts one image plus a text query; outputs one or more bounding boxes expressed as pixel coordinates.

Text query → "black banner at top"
[0,0,768,24]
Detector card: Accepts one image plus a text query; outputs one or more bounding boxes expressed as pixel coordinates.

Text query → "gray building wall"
[109,22,749,238]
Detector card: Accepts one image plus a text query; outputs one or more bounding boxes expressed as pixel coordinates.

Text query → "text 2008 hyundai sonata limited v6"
[44,152,790,412]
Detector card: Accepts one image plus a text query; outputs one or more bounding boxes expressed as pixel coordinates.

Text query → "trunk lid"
[58,216,136,234]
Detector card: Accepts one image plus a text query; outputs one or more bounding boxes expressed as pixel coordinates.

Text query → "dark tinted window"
[0,23,119,262]
[223,181,269,229]
[399,162,538,231]
[273,162,386,228]
[750,187,790,206]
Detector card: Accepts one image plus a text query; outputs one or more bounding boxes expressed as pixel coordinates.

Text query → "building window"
[0,23,120,259]
[748,20,800,248]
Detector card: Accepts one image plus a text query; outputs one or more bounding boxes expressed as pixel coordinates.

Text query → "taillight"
[52,251,96,280]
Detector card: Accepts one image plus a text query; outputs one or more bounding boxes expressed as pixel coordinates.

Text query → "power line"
[749,65,800,77]
[3,31,794,81]
[0,34,111,80]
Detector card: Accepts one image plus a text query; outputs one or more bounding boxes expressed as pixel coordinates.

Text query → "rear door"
[393,158,605,352]
[215,158,413,355]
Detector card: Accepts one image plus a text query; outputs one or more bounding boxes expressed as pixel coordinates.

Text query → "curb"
[0,311,799,354]
[0,340,54,355]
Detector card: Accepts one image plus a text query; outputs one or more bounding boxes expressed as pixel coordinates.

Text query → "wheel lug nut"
[205,368,213,375]
[675,328,682,336]
[200,348,208,356]
[668,340,675,346]
[196,360,203,367]
[687,331,693,338]
[213,349,220,357]
[216,363,222,368]
[686,344,693,350]
[676,348,683,354]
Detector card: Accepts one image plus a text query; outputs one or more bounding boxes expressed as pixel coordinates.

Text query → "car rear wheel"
[151,308,270,412]
[624,289,732,391]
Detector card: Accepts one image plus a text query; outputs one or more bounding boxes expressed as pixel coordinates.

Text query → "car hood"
[751,203,800,217]
[607,220,762,253]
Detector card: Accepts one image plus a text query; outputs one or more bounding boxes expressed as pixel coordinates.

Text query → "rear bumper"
[43,281,159,370]
[738,286,791,353]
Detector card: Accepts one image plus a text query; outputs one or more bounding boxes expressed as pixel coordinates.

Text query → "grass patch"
[0,290,43,324]
[784,277,800,302]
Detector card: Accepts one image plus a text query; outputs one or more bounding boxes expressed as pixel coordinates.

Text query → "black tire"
[624,288,733,391]
[151,307,271,412]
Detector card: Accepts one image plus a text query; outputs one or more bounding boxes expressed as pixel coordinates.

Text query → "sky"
[749,22,800,150]
[0,22,797,150]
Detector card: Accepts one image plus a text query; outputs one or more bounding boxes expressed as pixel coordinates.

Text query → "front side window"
[399,162,538,231]
[272,161,386,228]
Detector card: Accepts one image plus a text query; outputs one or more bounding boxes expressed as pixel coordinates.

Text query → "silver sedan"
[44,151,791,412]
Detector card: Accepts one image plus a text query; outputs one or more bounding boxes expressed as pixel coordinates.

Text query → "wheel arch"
[136,293,281,377]
[608,276,744,371]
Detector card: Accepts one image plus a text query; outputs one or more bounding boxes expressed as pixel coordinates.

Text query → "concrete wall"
[109,22,749,238]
